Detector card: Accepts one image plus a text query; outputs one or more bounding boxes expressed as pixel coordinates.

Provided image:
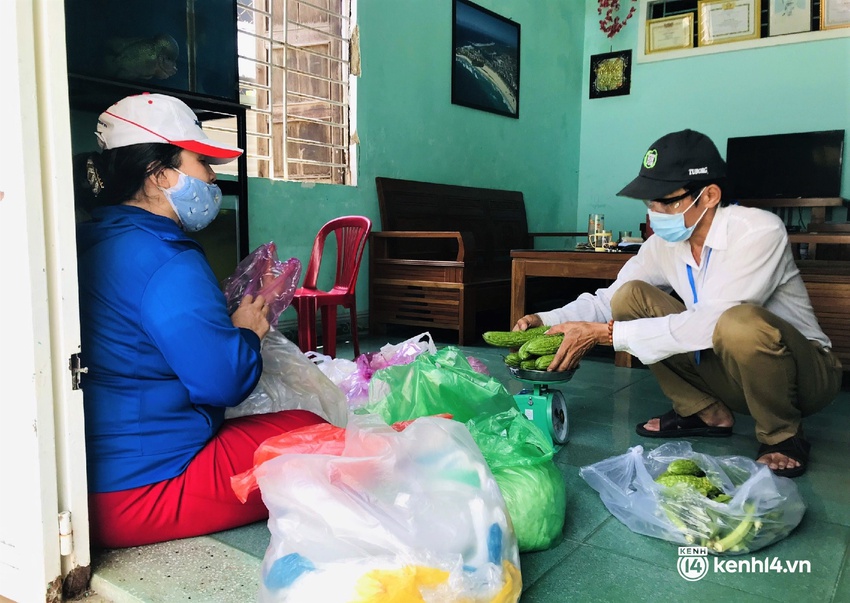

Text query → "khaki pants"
[610,281,842,445]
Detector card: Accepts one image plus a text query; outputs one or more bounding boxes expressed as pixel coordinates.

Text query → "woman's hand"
[544,321,609,371]
[231,294,271,340]
[512,313,543,331]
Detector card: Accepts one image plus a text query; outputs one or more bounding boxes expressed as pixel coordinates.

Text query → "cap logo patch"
[643,149,657,169]
[688,167,708,175]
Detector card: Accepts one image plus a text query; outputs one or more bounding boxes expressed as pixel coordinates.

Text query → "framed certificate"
[821,0,850,30]
[698,0,761,45]
[769,0,812,36]
[646,14,695,54]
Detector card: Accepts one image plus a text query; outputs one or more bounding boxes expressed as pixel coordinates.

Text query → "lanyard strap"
[686,248,712,364]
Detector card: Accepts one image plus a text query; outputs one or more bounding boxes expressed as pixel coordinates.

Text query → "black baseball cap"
[617,129,726,200]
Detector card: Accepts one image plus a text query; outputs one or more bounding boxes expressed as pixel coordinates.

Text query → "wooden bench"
[369,177,580,344]
[740,197,850,369]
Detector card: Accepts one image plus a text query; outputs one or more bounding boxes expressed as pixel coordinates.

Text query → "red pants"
[88,410,327,549]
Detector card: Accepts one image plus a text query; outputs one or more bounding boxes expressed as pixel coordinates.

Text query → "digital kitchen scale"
[509,366,577,449]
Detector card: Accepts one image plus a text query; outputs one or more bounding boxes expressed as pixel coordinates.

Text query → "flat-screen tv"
[726,130,845,199]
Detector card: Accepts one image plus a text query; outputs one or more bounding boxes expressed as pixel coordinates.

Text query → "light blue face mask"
[159,170,222,232]
[647,188,707,242]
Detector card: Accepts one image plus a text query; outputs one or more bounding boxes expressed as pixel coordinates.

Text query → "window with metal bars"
[220,0,353,184]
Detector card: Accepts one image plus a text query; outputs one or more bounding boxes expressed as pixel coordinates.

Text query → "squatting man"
[513,129,842,478]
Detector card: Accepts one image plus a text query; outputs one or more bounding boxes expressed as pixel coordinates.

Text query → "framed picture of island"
[452,0,520,118]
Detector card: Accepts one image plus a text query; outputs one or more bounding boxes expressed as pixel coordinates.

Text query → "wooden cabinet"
[739,197,850,368]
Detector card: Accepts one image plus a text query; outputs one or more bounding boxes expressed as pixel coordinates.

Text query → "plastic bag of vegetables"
[579,441,806,555]
[465,408,566,552]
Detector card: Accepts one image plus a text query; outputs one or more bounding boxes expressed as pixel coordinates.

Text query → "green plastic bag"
[466,408,567,552]
[361,346,516,424]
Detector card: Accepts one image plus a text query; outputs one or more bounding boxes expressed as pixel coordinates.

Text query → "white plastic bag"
[377,331,437,358]
[304,351,358,385]
[225,329,347,427]
[579,441,806,555]
[248,414,521,602]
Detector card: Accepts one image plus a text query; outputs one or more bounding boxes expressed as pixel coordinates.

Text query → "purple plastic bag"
[222,242,301,324]
[466,356,490,375]
[339,333,436,408]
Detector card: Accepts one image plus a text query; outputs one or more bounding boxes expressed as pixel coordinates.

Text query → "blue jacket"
[77,205,262,492]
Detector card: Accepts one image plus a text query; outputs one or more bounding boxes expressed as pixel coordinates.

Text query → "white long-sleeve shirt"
[537,204,829,365]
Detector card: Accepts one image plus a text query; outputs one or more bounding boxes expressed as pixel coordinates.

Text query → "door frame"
[0,1,90,600]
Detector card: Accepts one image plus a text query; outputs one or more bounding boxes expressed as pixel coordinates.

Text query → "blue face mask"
[159,170,222,232]
[647,188,708,243]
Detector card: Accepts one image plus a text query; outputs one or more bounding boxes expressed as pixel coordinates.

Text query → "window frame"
[234,0,356,185]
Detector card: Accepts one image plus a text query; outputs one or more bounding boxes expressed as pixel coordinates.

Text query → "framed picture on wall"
[698,0,761,45]
[769,0,812,36]
[589,50,632,99]
[451,0,520,118]
[821,0,850,29]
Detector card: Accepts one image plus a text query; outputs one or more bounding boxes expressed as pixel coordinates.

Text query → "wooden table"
[510,249,635,366]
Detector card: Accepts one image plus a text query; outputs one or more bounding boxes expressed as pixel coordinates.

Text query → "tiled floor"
[89,332,850,603]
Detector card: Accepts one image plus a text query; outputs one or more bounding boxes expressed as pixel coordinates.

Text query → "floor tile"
[520,544,775,603]
[792,465,850,528]
[209,521,269,560]
[832,547,850,603]
[91,537,260,603]
[585,513,849,603]
[517,537,581,592]
[557,468,614,543]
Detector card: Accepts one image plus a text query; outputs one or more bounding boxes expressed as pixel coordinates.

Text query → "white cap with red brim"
[95,93,242,164]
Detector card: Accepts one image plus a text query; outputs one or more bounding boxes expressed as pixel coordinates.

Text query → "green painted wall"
[249,0,586,324]
[68,3,850,331]
[578,1,850,238]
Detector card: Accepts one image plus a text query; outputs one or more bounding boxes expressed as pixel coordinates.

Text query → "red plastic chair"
[292,216,372,358]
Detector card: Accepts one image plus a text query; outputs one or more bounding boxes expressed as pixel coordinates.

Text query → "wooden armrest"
[529,231,587,238]
[371,230,473,262]
[805,222,850,233]
[739,197,847,209]
[789,233,850,245]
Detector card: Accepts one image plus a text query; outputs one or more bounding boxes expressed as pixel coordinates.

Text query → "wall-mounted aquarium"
[64,0,238,102]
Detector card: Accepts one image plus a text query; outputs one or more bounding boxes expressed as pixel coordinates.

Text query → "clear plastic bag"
[361,347,517,424]
[225,329,347,427]
[466,408,566,552]
[579,441,806,555]
[221,241,301,324]
[234,414,521,602]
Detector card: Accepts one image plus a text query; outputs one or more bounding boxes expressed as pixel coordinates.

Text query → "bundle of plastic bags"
[361,346,516,424]
[225,329,347,426]
[579,442,806,555]
[466,409,566,552]
[232,414,522,603]
[222,241,301,325]
[308,332,438,408]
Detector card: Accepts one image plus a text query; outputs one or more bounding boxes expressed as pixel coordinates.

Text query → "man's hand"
[544,321,610,371]
[512,314,543,331]
[231,294,271,340]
